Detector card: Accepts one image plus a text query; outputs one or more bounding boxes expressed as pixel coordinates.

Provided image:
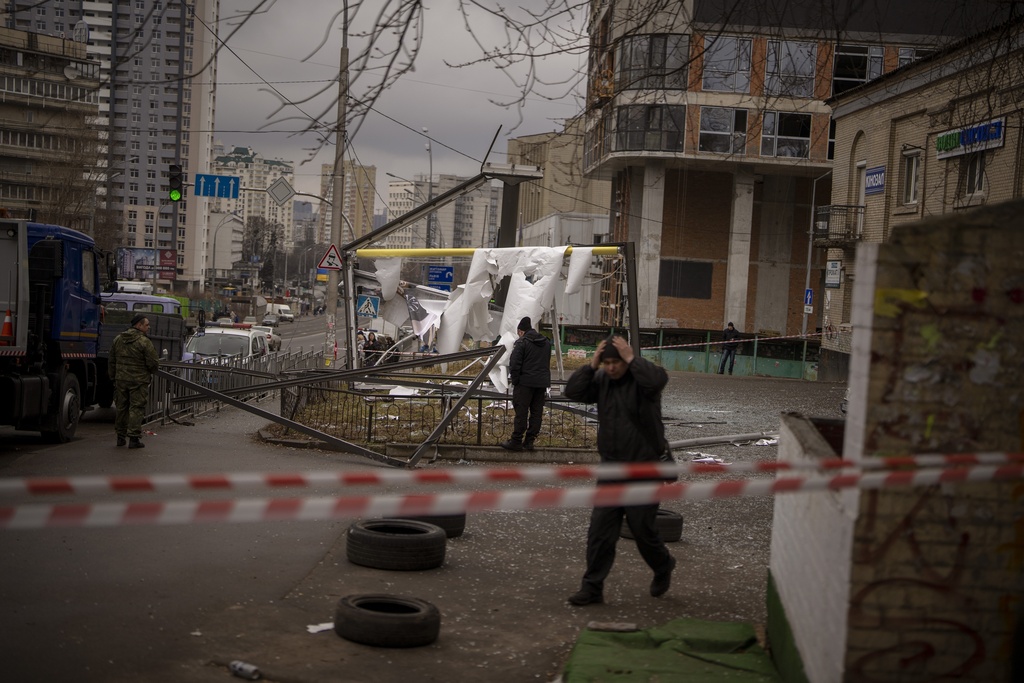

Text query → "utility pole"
[327,6,352,369]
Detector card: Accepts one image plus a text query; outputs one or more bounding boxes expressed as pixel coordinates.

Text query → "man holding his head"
[500,316,552,452]
[563,335,676,606]
[109,313,160,449]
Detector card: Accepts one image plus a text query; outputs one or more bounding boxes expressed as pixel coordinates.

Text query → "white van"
[268,303,294,322]
[113,280,154,295]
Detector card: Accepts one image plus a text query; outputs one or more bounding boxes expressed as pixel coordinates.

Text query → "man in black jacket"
[500,316,551,451]
[719,322,740,374]
[563,335,676,605]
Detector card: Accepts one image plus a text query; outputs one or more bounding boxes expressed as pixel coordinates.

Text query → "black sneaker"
[568,590,603,606]
[650,557,676,597]
[116,436,127,447]
[499,440,523,451]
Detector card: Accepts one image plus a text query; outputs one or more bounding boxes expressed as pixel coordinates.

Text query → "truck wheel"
[334,594,440,648]
[346,519,446,571]
[43,373,81,443]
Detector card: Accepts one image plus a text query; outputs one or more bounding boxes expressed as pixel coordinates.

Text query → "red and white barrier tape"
[1,464,1020,530]
[2,452,1021,499]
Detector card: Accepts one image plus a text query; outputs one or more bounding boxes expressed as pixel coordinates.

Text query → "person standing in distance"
[109,313,160,449]
[500,316,552,452]
[719,322,740,375]
[563,335,676,605]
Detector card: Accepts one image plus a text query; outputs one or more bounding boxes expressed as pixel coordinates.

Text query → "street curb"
[256,428,600,464]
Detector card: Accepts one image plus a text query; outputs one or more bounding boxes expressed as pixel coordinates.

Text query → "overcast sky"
[213,1,587,211]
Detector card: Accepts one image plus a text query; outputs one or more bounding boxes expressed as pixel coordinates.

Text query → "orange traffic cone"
[0,309,12,340]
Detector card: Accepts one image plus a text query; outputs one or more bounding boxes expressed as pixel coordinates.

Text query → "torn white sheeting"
[565,246,593,295]
[754,438,778,446]
[373,259,402,301]
[380,295,412,329]
[435,247,567,386]
[389,385,418,396]
[306,622,334,634]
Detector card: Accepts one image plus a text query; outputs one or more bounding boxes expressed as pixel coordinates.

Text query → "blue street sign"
[356,294,380,318]
[427,265,454,291]
[804,288,814,306]
[194,173,241,199]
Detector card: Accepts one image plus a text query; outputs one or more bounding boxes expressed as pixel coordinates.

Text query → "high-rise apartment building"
[385,174,502,252]
[318,161,376,245]
[4,0,218,294]
[209,144,295,248]
[582,0,991,331]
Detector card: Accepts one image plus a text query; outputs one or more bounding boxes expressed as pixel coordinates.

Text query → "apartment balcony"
[813,205,865,247]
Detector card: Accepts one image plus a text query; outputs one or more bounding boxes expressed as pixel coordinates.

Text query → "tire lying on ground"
[334,594,441,648]
[620,508,683,543]
[394,513,466,538]
[346,519,446,570]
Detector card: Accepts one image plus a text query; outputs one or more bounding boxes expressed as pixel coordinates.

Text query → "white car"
[252,325,282,352]
[184,326,268,362]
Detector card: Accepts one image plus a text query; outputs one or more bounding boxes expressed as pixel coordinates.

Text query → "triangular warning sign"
[357,297,378,317]
[318,244,343,270]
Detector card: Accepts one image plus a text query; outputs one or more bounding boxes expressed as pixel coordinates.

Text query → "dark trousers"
[580,503,674,595]
[719,347,736,374]
[114,380,150,438]
[511,384,546,444]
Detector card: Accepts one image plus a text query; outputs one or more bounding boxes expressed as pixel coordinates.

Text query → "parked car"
[183,326,269,363]
[252,325,282,352]
[261,313,280,327]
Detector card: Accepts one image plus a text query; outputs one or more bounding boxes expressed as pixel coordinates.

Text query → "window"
[832,44,883,95]
[618,34,688,90]
[902,152,920,204]
[766,41,815,97]
[960,152,985,195]
[615,105,685,152]
[702,36,751,92]
[761,111,811,158]
[898,47,934,68]
[699,107,747,154]
[828,119,836,160]
[658,260,713,299]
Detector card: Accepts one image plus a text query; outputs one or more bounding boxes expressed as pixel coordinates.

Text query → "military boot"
[128,437,145,449]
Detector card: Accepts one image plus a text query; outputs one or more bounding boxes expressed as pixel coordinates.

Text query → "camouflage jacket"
[109,327,160,382]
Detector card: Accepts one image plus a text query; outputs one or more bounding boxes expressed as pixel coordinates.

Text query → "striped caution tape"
[1,452,1021,499]
[1,464,1020,530]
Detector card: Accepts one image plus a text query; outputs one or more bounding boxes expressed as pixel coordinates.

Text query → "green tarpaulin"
[562,618,782,683]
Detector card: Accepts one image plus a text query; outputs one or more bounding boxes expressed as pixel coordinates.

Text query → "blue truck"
[0,220,103,441]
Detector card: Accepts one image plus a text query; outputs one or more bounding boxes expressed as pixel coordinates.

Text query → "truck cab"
[0,220,102,441]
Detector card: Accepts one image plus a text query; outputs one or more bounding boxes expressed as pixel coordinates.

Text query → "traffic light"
[168,164,183,202]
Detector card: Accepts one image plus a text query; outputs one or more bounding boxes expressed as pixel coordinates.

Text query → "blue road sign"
[356,294,380,318]
[427,265,454,291]
[194,173,240,199]
[804,288,814,306]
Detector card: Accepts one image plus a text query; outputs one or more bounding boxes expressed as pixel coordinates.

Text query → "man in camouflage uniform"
[109,313,160,449]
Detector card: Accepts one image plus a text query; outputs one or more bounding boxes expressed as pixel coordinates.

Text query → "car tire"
[333,594,440,648]
[346,519,446,571]
[395,513,466,538]
[620,508,683,543]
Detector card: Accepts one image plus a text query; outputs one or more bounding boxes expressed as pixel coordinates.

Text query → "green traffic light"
[169,189,182,202]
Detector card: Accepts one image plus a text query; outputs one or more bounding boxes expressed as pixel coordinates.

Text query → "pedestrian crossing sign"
[357,294,380,318]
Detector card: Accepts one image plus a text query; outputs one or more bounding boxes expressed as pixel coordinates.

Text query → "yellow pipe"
[354,245,621,259]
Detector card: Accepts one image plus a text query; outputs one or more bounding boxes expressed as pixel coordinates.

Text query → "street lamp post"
[424,127,435,249]
[209,211,239,294]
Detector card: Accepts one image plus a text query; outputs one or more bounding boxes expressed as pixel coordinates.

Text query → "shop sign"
[935,118,1005,159]
[864,166,885,195]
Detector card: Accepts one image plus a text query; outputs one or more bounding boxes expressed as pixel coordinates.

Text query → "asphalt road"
[0,361,846,683]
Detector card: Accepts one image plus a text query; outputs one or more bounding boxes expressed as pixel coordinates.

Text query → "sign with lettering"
[935,118,1005,159]
[825,260,842,289]
[864,166,886,196]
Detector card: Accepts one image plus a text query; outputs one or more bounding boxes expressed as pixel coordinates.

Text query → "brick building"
[819,18,1024,381]
[582,1,999,332]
